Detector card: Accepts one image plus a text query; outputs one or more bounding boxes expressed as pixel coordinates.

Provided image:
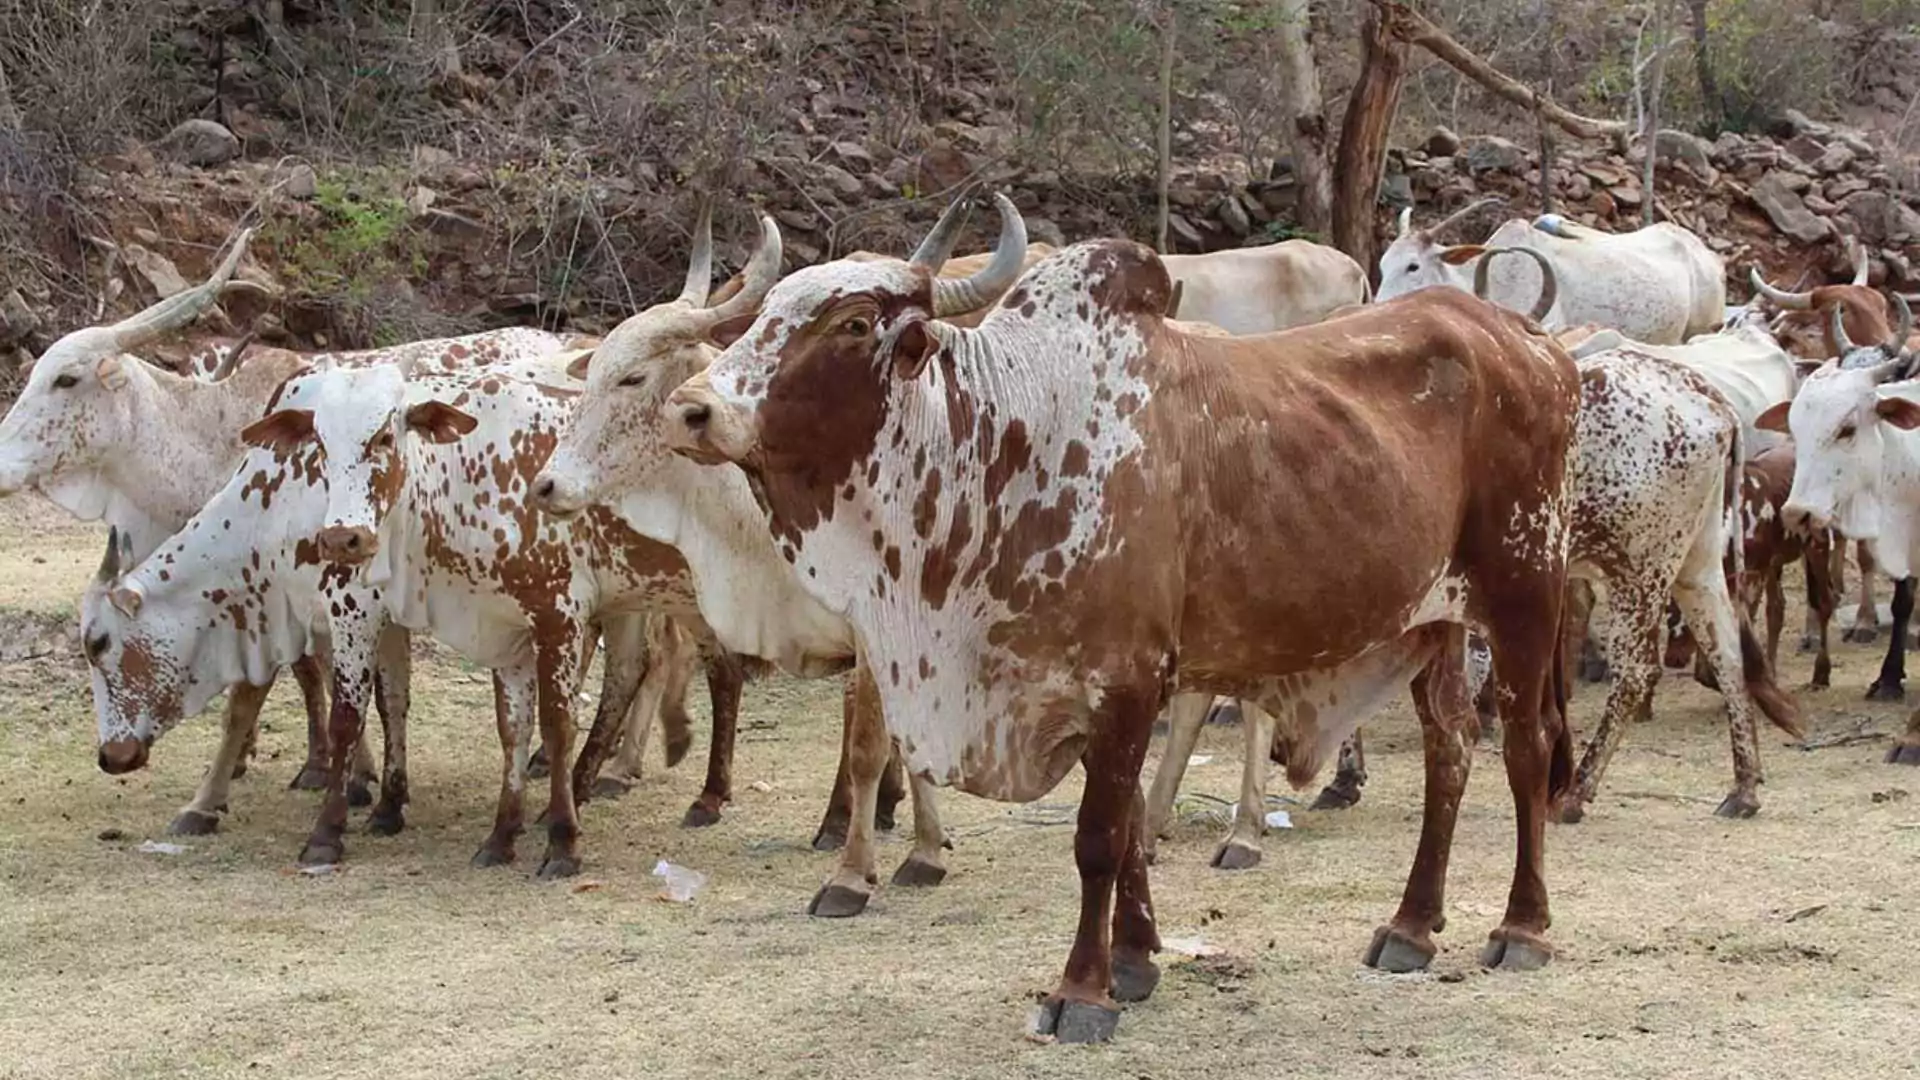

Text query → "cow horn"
[931,192,1027,318]
[1396,206,1413,238]
[1472,247,1559,324]
[1750,268,1813,310]
[1850,237,1870,286]
[695,214,783,326]
[1890,292,1913,354]
[209,329,258,383]
[96,525,122,583]
[678,198,715,307]
[1426,197,1505,241]
[1830,302,1856,354]
[909,185,981,271]
[1166,278,1185,319]
[108,226,255,352]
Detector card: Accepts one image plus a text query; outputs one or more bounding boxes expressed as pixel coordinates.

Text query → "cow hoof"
[229,760,249,781]
[347,779,374,809]
[1579,658,1611,684]
[288,764,329,792]
[1210,840,1262,871]
[1480,928,1554,971]
[681,801,723,828]
[875,801,899,833]
[1714,791,1761,819]
[1845,625,1881,645]
[890,854,947,888]
[470,844,514,869]
[811,823,848,852]
[1034,999,1121,1044]
[807,883,871,918]
[1884,742,1920,766]
[1110,954,1161,1003]
[1809,660,1832,690]
[1143,843,1159,867]
[588,776,633,801]
[1309,782,1362,811]
[166,810,221,836]
[536,853,581,881]
[1867,680,1906,703]
[298,840,343,868]
[663,730,692,769]
[366,807,405,836]
[1203,699,1243,727]
[1365,926,1437,973]
[1552,796,1587,825]
[527,746,551,779]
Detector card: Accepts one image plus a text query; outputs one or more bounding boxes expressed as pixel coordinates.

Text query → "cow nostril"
[534,477,555,501]
[680,403,712,431]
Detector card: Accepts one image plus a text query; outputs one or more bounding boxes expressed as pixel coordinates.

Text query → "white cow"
[1376,201,1725,343]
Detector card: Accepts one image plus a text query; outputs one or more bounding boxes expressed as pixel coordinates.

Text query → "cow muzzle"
[1781,502,1830,535]
[316,524,379,564]
[98,738,150,774]
[663,383,746,466]
[529,472,586,518]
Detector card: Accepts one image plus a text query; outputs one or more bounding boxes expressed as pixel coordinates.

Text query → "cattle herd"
[3,187,1919,1044]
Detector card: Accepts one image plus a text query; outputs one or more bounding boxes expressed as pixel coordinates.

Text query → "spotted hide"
[664,192,1582,1042]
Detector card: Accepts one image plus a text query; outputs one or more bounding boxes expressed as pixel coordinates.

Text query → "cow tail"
[1547,613,1576,805]
[1722,423,1806,739]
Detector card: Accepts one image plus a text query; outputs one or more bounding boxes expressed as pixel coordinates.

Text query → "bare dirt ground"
[1,497,1917,1080]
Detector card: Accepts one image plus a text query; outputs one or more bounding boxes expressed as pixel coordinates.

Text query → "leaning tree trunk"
[1154,4,1176,253]
[1687,0,1720,129]
[1640,0,1672,226]
[1330,3,1411,274]
[1273,0,1333,238]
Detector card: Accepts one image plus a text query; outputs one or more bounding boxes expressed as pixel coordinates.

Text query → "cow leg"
[533,628,590,879]
[1672,563,1766,819]
[876,742,907,833]
[168,680,270,836]
[810,664,885,918]
[570,615,648,808]
[1806,539,1842,651]
[812,729,856,853]
[1481,601,1562,972]
[1848,540,1882,643]
[474,665,537,868]
[1109,783,1162,1004]
[367,625,412,836]
[889,762,950,887]
[298,627,378,867]
[1564,579,1609,684]
[1366,627,1472,973]
[1662,602,1698,672]
[1559,585,1662,824]
[1142,692,1210,863]
[1889,709,1920,765]
[1210,700,1274,870]
[288,645,334,791]
[1034,681,1158,1044]
[1807,539,1836,688]
[684,651,744,827]
[1310,730,1367,810]
[1869,577,1915,701]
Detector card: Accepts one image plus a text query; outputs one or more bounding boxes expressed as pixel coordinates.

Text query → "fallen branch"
[1794,717,1888,751]
[1374,0,1630,148]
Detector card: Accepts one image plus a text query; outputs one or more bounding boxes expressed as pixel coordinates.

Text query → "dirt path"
[0,512,1915,1080]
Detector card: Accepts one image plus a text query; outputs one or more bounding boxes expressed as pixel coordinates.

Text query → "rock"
[1751,173,1834,243]
[0,290,39,349]
[1167,213,1205,251]
[813,163,863,200]
[1380,172,1413,209]
[786,237,822,265]
[772,208,819,234]
[282,163,318,199]
[123,245,190,299]
[156,119,240,167]
[1827,177,1871,202]
[1462,135,1527,175]
[862,173,897,200]
[1253,182,1296,217]
[1580,161,1632,187]
[1239,191,1272,226]
[1783,134,1829,169]
[1608,184,1643,208]
[1885,249,1914,287]
[1711,131,1748,164]
[408,186,439,216]
[829,141,874,172]
[1024,217,1068,248]
[442,167,486,194]
[1814,145,1856,175]
[419,208,485,239]
[413,145,455,172]
[914,144,973,194]
[1804,193,1839,216]
[1423,126,1462,157]
[1655,129,1715,176]
[8,346,34,375]
[1769,169,1812,194]
[1564,173,1593,202]
[1216,194,1251,237]
[1782,108,1829,137]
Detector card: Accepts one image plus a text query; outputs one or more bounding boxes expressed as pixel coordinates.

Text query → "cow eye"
[371,430,394,451]
[86,633,110,659]
[1835,423,1857,441]
[617,371,645,388]
[844,317,872,337]
[52,373,80,389]
[1405,262,1420,273]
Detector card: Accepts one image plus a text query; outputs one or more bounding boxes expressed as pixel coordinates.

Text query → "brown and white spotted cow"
[663,192,1582,1042]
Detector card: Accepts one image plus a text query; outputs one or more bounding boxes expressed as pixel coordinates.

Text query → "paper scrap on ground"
[1265,810,1294,829]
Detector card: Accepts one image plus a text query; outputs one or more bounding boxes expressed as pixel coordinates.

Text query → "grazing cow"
[663,192,1581,1042]
[1760,306,1920,755]
[1733,445,1838,686]
[531,207,958,910]
[1376,201,1725,343]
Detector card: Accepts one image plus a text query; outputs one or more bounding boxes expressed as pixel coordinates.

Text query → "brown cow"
[664,192,1580,1042]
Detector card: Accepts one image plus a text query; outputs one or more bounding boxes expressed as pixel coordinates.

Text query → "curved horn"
[96,525,122,583]
[1166,278,1185,319]
[693,214,783,326]
[1426,196,1505,240]
[678,198,715,307]
[209,329,258,383]
[1396,206,1412,238]
[909,185,981,271]
[1851,237,1870,286]
[1750,267,1814,310]
[109,227,255,352]
[1472,247,1559,324]
[1889,292,1913,354]
[931,192,1027,318]
[1830,302,1857,355]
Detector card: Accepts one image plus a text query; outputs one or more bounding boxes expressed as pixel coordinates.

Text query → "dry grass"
[1,510,1918,1080]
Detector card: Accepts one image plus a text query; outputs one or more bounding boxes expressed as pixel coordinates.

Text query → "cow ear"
[565,350,594,381]
[240,408,315,452]
[1793,360,1827,381]
[109,586,143,617]
[1438,244,1488,266]
[404,401,479,444]
[95,355,131,391]
[1875,396,1920,431]
[888,319,939,381]
[1755,401,1792,434]
[706,313,758,349]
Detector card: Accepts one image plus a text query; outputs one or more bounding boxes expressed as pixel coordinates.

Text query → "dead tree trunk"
[1273,0,1333,237]
[1687,0,1720,129]
[1154,4,1176,253]
[1639,1,1673,226]
[1330,4,1412,272]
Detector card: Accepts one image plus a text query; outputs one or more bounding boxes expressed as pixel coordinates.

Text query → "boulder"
[1814,144,1856,175]
[813,162,864,200]
[914,144,973,194]
[1608,184,1643,209]
[1462,135,1527,175]
[1024,217,1068,248]
[1564,172,1593,202]
[281,163,318,200]
[123,245,190,299]
[1783,133,1829,168]
[156,119,240,167]
[1654,129,1715,176]
[1166,213,1205,251]
[1423,126,1462,157]
[829,141,875,172]
[1751,173,1833,243]
[1216,193,1251,237]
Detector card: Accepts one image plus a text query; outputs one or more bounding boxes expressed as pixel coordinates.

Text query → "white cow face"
[81,532,212,772]
[0,340,140,503]
[1764,359,1920,539]
[1374,231,1483,302]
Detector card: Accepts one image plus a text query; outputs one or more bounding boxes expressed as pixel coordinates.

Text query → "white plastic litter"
[652,860,707,902]
[1187,754,1214,767]
[136,840,187,855]
[298,864,337,876]
[1264,810,1294,830]
[1160,936,1222,957]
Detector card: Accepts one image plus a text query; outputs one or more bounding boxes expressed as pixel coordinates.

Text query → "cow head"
[663,190,1028,480]
[82,527,201,770]
[1765,297,1920,539]
[241,358,475,567]
[0,230,253,506]
[532,204,783,521]
[1373,198,1507,302]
